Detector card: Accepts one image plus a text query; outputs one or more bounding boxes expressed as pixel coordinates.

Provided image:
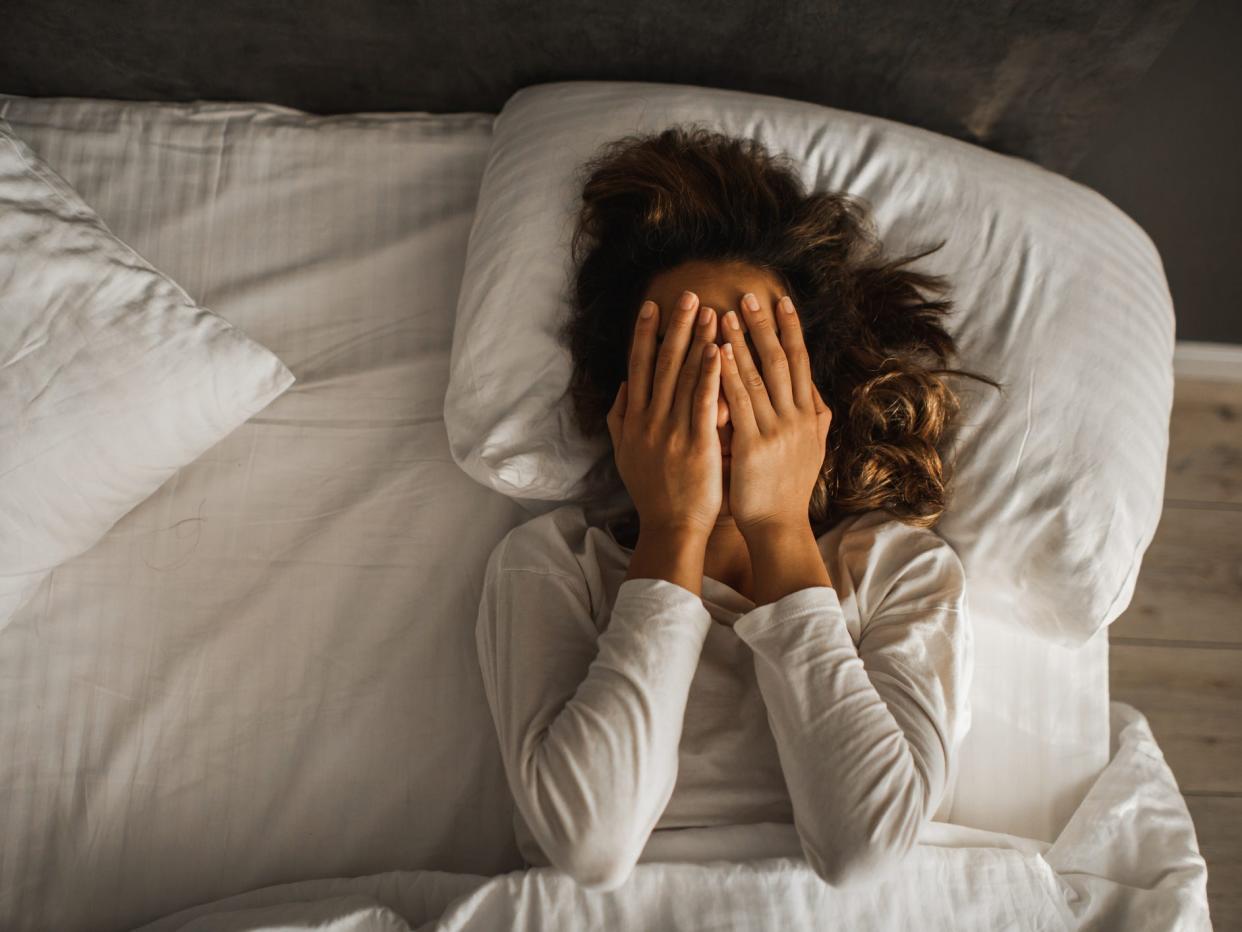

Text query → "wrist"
[741,519,833,606]
[624,521,709,596]
[643,519,713,545]
[738,516,814,547]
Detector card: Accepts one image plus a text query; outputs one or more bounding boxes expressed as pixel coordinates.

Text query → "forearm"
[524,578,712,889]
[744,520,833,606]
[503,523,713,890]
[624,522,710,596]
[732,588,933,887]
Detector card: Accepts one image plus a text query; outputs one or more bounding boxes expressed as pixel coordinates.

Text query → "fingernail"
[699,306,712,326]
[640,301,654,319]
[723,343,734,359]
[781,296,794,314]
[679,291,696,311]
[726,310,741,330]
[743,293,760,312]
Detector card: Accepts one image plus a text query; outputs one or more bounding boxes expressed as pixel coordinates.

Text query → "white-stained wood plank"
[1109,643,1242,795]
[1112,505,1242,645]
[1184,794,1241,932]
[1166,377,1242,505]
[1107,374,1241,926]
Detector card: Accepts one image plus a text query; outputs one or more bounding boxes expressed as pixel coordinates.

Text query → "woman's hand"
[607,292,724,539]
[717,293,832,535]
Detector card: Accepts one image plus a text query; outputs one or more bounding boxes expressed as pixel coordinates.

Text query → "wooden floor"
[1110,376,1242,931]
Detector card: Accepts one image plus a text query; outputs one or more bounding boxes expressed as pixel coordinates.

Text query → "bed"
[0,79,1211,932]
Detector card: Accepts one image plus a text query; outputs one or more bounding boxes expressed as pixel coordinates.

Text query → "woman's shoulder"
[822,509,967,617]
[826,508,959,554]
[490,503,597,578]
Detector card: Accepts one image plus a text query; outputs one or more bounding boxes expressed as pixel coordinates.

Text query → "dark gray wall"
[1,1,1221,340]
[0,1,1193,177]
[1072,0,1241,345]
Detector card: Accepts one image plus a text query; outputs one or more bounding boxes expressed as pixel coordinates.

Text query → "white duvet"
[0,93,1210,931]
[131,704,1210,931]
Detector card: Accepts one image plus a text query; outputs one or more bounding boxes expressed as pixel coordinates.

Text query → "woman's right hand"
[606,291,724,539]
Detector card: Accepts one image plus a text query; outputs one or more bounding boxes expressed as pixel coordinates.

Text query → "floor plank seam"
[1163,498,1242,512]
[1182,789,1242,798]
[1109,635,1242,650]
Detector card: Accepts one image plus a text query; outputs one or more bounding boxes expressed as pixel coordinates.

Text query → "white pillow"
[445,81,1173,648]
[0,118,295,630]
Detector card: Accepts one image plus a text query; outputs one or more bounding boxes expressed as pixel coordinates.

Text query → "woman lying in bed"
[474,126,1001,893]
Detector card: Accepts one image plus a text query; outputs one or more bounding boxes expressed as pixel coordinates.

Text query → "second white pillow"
[0,118,296,630]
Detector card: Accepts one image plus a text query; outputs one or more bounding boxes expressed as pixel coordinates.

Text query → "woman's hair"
[559,124,1003,534]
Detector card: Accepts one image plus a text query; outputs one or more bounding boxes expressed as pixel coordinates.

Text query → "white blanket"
[131,703,1211,931]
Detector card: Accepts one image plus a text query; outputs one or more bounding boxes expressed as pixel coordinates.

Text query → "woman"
[475,125,1003,893]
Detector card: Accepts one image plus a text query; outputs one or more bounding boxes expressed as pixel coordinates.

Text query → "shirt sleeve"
[731,531,969,889]
[475,533,713,893]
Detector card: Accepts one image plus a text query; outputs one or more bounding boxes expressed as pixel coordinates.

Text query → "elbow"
[801,795,925,889]
[521,750,675,893]
[519,743,677,893]
[539,820,640,894]
[803,837,905,889]
[570,857,637,893]
[553,832,640,892]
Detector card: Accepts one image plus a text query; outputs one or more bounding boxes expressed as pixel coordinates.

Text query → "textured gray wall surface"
[1073,0,1240,346]
[7,0,1228,340]
[0,0,1194,176]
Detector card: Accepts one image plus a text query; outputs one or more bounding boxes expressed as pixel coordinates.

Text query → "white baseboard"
[1173,341,1242,382]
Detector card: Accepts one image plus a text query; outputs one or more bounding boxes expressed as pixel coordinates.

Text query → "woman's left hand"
[718,293,833,535]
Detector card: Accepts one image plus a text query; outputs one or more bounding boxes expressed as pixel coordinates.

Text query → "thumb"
[810,380,827,413]
[813,385,832,437]
[607,381,627,443]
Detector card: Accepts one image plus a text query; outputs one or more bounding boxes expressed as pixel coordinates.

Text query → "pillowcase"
[444,81,1174,649]
[0,118,295,630]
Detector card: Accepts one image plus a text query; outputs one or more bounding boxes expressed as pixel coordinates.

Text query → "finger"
[739,293,795,416]
[694,342,721,439]
[649,291,700,418]
[721,306,777,432]
[606,379,627,448]
[812,382,832,445]
[820,385,833,420]
[774,295,814,412]
[813,380,830,416]
[628,301,659,412]
[718,338,760,441]
[672,305,715,431]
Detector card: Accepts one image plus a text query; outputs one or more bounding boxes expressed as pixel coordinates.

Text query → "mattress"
[0,93,1108,932]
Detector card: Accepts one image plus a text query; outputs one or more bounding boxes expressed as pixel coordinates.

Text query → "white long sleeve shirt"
[474,503,972,893]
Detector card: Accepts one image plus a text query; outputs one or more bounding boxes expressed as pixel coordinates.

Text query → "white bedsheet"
[0,93,1206,931]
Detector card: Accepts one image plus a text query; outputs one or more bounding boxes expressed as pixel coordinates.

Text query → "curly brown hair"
[559,124,1003,535]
